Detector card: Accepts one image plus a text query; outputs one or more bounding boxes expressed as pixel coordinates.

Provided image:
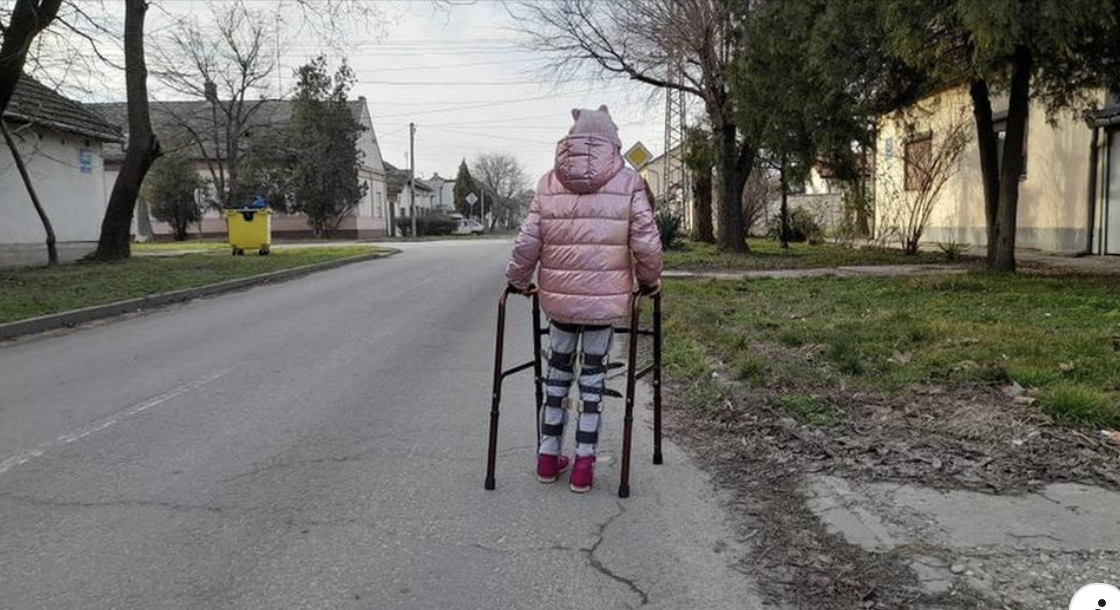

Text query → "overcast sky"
[63,0,671,183]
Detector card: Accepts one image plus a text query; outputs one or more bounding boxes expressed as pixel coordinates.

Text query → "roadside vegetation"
[663,272,1120,428]
[0,246,391,325]
[663,240,957,272]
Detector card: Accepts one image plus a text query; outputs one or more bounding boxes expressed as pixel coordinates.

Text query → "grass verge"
[662,271,1120,428]
[0,245,392,324]
[663,239,957,271]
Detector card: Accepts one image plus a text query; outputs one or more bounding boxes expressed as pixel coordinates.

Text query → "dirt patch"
[661,349,1120,609]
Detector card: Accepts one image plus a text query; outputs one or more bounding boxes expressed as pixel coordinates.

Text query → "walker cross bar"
[483,285,663,498]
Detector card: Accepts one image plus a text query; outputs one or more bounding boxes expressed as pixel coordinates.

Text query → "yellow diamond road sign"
[624,142,653,170]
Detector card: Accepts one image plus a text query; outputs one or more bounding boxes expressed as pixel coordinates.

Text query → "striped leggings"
[539,321,614,458]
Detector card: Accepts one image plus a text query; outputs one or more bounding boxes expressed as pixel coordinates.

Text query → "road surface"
[0,240,758,610]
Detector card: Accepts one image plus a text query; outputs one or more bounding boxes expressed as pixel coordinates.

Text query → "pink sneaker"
[537,454,570,483]
[569,455,596,493]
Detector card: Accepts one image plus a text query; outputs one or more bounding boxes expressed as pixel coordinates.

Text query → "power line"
[368,86,630,120]
[421,125,555,145]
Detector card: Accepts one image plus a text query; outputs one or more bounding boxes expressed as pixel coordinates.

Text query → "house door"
[1108,130,1120,255]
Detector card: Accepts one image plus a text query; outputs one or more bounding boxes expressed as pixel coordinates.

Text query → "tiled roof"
[88,99,367,162]
[3,76,122,142]
[383,162,434,198]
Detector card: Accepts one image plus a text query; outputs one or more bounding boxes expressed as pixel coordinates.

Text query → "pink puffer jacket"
[506,133,663,325]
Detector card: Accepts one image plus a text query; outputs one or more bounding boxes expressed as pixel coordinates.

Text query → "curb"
[0,250,396,342]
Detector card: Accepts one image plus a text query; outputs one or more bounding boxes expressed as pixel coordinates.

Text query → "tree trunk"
[779,161,790,249]
[713,119,749,253]
[992,46,1032,272]
[0,0,63,114]
[93,0,161,261]
[969,79,1001,267]
[690,166,715,243]
[2,121,57,265]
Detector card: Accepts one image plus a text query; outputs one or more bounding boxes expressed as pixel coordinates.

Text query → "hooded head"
[554,105,624,193]
[568,105,621,149]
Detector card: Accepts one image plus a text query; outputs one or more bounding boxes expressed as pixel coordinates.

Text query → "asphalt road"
[0,240,759,610]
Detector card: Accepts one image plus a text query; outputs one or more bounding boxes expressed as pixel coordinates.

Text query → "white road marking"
[0,371,226,476]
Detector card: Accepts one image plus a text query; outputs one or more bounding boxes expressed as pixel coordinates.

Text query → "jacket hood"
[553,133,624,194]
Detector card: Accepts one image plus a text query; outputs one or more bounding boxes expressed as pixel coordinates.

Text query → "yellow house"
[874,85,1120,255]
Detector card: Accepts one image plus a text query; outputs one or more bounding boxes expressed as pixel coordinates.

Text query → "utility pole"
[480,189,486,232]
[409,122,417,238]
[664,59,689,228]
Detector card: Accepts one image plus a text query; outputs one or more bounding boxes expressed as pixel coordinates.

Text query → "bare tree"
[1,121,57,264]
[517,0,755,252]
[878,115,970,255]
[0,0,63,114]
[471,152,528,230]
[93,0,160,261]
[742,159,777,237]
[152,1,278,209]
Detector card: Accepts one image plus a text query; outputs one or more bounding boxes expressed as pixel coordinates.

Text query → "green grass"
[0,245,392,324]
[662,272,1120,429]
[774,394,842,426]
[1037,384,1120,428]
[663,239,956,271]
[132,241,228,253]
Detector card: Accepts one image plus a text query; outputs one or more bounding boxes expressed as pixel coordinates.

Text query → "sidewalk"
[973,245,1120,274]
[665,263,968,281]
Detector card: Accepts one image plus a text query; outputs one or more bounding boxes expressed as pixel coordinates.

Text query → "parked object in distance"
[454,218,484,235]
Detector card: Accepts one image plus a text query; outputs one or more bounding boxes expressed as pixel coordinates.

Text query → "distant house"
[874,85,1120,254]
[384,162,436,220]
[426,173,456,211]
[90,96,390,239]
[0,76,122,267]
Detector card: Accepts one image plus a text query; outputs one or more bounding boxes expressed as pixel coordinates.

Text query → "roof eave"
[4,112,123,143]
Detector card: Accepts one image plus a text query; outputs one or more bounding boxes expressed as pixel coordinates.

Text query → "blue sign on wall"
[79,149,91,174]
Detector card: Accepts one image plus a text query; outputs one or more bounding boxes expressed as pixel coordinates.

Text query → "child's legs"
[576,326,613,457]
[540,322,579,456]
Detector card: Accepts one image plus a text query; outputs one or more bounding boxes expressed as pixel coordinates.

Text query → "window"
[375,191,384,217]
[993,112,1029,179]
[903,133,932,192]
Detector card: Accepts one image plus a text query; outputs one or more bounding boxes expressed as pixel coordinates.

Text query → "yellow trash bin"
[224,208,272,256]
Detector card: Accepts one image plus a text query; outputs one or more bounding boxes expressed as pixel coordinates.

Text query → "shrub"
[938,240,967,261]
[143,154,203,241]
[768,207,824,244]
[396,213,458,237]
[656,210,683,251]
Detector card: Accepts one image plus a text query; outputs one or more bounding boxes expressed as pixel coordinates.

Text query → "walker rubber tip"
[653,453,663,465]
[618,485,630,499]
[484,477,496,491]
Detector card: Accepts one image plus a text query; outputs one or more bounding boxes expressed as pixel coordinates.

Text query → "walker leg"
[652,292,664,466]
[485,290,511,491]
[531,294,544,448]
[618,293,641,498]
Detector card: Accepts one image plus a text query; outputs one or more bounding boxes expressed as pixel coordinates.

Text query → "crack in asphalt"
[467,502,651,607]
[581,500,651,608]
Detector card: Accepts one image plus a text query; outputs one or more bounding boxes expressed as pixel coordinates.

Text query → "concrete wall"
[1,125,109,267]
[874,86,1105,253]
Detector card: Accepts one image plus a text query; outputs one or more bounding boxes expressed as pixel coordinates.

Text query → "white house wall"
[875,86,1102,253]
[1,125,109,267]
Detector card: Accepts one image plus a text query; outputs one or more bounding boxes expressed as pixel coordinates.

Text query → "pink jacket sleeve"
[505,194,542,289]
[629,183,663,286]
